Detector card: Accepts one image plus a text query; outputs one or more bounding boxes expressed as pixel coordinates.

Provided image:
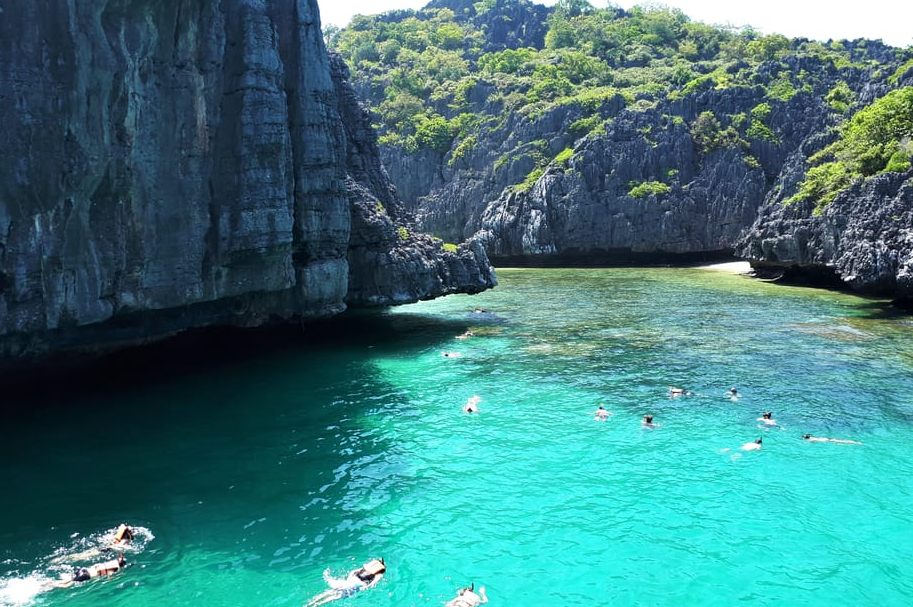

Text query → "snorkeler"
[446,583,488,607]
[304,558,386,607]
[802,434,862,445]
[463,395,481,413]
[112,524,134,544]
[669,386,694,397]
[757,412,779,427]
[49,524,136,565]
[50,553,127,588]
[741,438,763,451]
[592,403,613,421]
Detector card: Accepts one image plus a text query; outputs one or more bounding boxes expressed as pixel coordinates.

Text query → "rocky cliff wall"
[398,83,832,263]
[344,1,913,299]
[372,29,912,299]
[0,0,496,364]
[737,164,913,300]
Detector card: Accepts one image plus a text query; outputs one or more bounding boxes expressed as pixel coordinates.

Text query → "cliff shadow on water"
[0,310,480,407]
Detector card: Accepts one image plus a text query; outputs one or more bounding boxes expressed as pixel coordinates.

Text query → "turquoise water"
[2,267,912,607]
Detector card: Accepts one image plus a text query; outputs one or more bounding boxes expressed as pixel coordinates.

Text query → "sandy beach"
[700,261,752,274]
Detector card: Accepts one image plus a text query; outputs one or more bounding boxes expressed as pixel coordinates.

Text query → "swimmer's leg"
[304,589,342,607]
[46,577,76,590]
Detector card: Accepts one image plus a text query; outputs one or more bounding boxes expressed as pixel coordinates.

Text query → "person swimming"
[463,395,481,413]
[802,434,862,445]
[446,583,488,607]
[642,414,660,428]
[757,412,779,427]
[49,524,136,565]
[112,524,134,544]
[592,403,613,421]
[50,553,127,589]
[741,438,763,451]
[303,558,386,607]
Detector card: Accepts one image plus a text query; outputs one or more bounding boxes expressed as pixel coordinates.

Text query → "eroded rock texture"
[0,0,496,363]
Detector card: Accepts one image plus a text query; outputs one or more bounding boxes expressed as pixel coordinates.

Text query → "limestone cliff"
[737,164,913,300]
[0,0,496,365]
[337,0,912,301]
[399,79,834,264]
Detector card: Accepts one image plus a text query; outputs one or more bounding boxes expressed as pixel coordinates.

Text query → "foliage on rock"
[787,87,913,212]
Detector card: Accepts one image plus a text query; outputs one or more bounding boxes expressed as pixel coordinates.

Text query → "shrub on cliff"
[329,0,913,197]
[690,111,745,154]
[788,87,913,211]
[629,180,671,198]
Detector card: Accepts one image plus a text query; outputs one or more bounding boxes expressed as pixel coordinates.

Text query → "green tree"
[746,103,778,142]
[323,24,340,48]
[629,180,672,198]
[545,18,576,49]
[555,0,595,18]
[746,34,790,61]
[415,115,458,152]
[825,81,854,114]
[690,111,745,154]
[478,47,539,75]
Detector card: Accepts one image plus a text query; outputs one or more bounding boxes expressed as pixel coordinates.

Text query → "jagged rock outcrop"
[0,0,496,366]
[330,53,496,306]
[405,84,833,264]
[737,167,913,300]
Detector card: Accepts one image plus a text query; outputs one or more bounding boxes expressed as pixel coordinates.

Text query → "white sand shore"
[700,261,752,274]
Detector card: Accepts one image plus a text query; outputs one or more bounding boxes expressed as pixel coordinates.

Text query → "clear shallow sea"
[1,267,912,607]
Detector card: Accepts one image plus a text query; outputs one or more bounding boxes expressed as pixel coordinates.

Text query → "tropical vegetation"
[327,0,913,208]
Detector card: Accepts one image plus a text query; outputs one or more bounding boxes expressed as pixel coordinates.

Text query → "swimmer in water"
[757,412,779,427]
[50,524,135,565]
[728,387,739,400]
[446,583,488,607]
[669,386,694,398]
[50,553,127,589]
[112,524,134,545]
[802,434,862,445]
[303,558,386,607]
[463,395,481,413]
[642,414,660,428]
[455,331,474,340]
[592,403,614,421]
[741,438,763,451]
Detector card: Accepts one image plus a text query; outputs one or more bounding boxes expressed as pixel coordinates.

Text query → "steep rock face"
[736,66,913,301]
[737,168,913,300]
[330,53,496,306]
[404,85,830,263]
[0,0,495,364]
